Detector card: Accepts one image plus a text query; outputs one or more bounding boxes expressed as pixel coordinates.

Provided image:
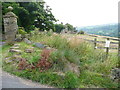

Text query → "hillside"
[77,24,118,37]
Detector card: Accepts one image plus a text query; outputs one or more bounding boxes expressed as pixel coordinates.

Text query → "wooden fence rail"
[79,35,119,58]
[79,38,118,44]
[88,34,120,41]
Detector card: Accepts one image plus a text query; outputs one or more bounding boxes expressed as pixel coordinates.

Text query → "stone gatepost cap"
[8,6,13,11]
[3,6,18,18]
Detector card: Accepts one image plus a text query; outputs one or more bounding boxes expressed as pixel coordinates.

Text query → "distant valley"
[77,24,118,37]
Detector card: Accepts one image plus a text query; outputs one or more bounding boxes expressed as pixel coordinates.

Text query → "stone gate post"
[3,6,18,44]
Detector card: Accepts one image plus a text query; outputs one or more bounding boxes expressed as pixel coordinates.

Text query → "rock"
[45,46,57,51]
[12,55,22,61]
[24,38,32,44]
[13,44,20,47]
[15,34,23,42]
[4,57,11,60]
[64,62,80,76]
[10,47,19,49]
[34,43,46,48]
[45,47,51,50]
[25,34,30,38]
[53,72,65,76]
[9,49,22,53]
[111,68,120,81]
[4,57,14,63]
[6,60,13,63]
[30,47,35,49]
[15,38,23,42]
[25,49,34,53]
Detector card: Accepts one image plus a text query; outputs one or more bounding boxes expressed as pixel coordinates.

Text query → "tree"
[65,23,74,31]
[55,24,65,33]
[34,2,57,31]
[2,1,57,32]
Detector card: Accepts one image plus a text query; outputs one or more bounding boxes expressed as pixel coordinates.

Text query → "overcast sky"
[44,0,119,27]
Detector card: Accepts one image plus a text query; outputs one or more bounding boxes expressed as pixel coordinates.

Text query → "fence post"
[94,38,97,49]
[106,47,109,58]
[105,38,110,58]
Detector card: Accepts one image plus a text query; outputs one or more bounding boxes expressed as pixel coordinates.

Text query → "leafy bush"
[18,58,28,70]
[46,29,53,36]
[29,55,40,64]
[36,49,53,71]
[64,49,80,64]
[50,50,66,71]
[47,35,69,49]
[30,28,40,35]
[63,72,79,88]
[18,27,27,36]
[78,30,85,34]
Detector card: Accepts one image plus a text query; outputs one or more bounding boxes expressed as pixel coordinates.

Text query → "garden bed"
[2,32,118,88]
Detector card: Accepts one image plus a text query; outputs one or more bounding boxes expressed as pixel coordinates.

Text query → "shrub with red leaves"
[36,49,53,71]
[17,49,54,71]
[36,58,51,70]
[18,58,28,70]
[41,49,53,60]
[18,58,36,70]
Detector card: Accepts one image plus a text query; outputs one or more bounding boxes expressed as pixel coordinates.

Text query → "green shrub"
[64,49,80,65]
[29,55,41,64]
[46,29,53,36]
[78,30,85,34]
[48,35,69,49]
[18,27,27,36]
[50,50,66,71]
[29,28,40,37]
[64,72,79,88]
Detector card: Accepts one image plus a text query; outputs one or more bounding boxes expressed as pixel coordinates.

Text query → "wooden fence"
[79,34,119,57]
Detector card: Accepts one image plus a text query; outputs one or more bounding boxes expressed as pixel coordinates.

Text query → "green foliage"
[64,72,79,88]
[79,70,118,88]
[2,2,56,32]
[55,24,65,33]
[2,34,118,88]
[64,49,80,64]
[18,27,27,36]
[29,55,40,64]
[30,28,40,35]
[50,50,66,71]
[65,23,74,31]
[55,23,76,33]
[46,30,53,36]
[50,48,80,68]
[48,35,69,49]
[78,30,85,34]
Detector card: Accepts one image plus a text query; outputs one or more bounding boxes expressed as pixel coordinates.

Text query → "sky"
[44,0,119,27]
